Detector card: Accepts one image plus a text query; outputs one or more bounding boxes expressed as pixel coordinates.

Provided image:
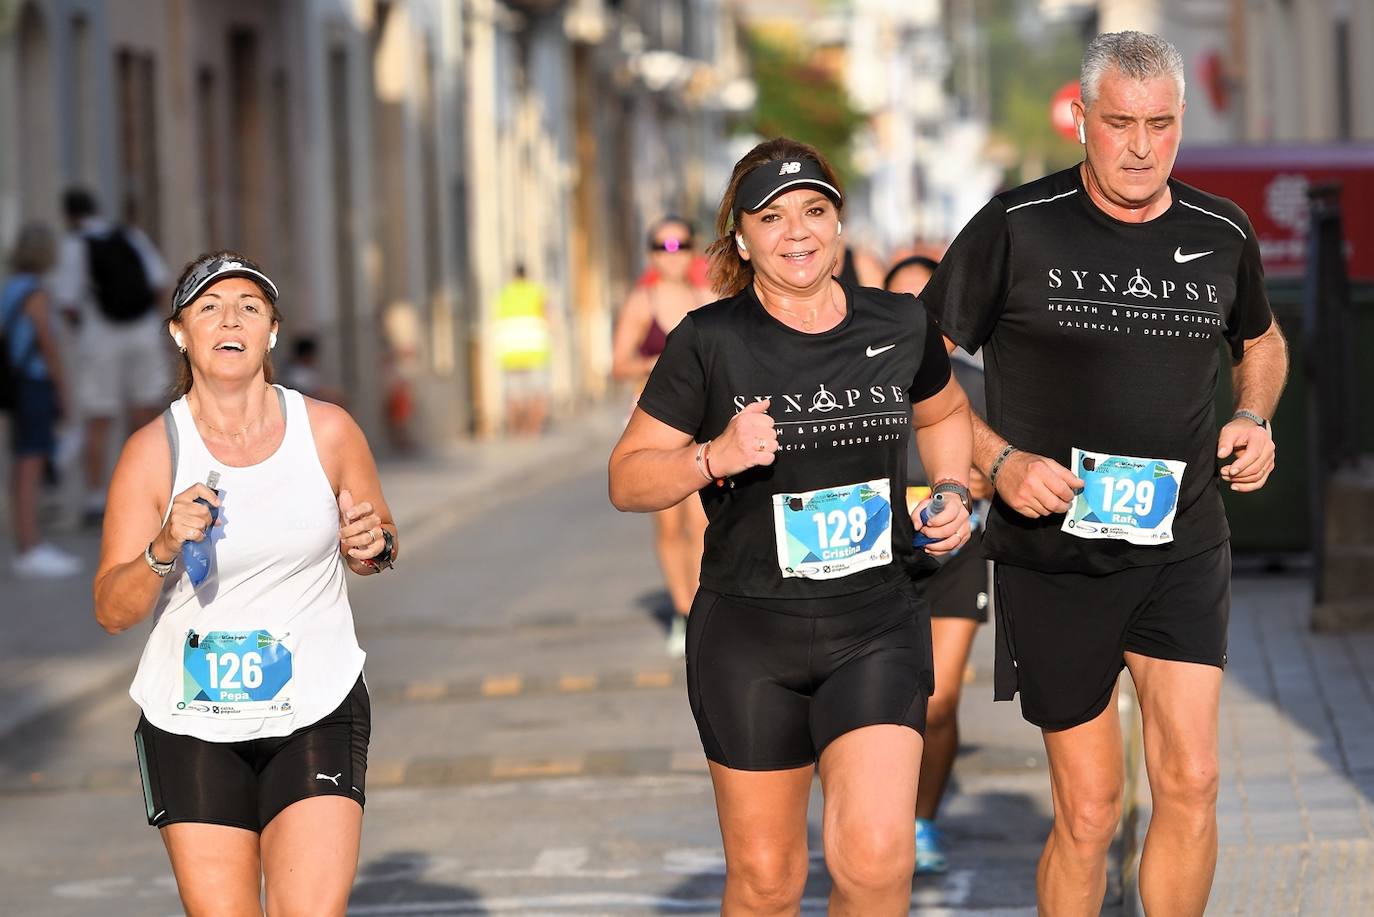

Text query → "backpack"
[86,230,155,322]
[0,287,37,413]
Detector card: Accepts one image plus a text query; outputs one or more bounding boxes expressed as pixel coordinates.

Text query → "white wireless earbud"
[1077,121,1086,144]
[735,234,747,251]
[174,332,185,351]
[269,331,278,350]
[837,221,843,236]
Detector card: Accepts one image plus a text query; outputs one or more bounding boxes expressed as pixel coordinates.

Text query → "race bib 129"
[176,629,294,719]
[772,479,893,580]
[1062,448,1186,545]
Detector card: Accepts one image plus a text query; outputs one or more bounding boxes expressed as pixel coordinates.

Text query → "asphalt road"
[0,448,1091,916]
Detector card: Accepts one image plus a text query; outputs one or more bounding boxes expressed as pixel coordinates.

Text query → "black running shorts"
[134,675,370,831]
[686,583,934,771]
[925,534,989,622]
[993,542,1230,730]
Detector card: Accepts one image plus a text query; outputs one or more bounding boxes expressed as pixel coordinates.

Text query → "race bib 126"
[772,479,893,580]
[176,629,294,719]
[1062,448,1186,545]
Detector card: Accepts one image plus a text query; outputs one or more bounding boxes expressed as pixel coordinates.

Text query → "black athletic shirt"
[919,165,1272,575]
[638,279,952,601]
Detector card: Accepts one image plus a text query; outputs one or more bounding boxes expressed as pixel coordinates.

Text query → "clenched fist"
[994,450,1085,518]
[711,399,780,477]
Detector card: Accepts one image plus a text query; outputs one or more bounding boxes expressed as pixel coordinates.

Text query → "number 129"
[1099,477,1154,516]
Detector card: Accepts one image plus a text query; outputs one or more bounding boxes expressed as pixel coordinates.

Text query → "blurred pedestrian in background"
[283,334,348,406]
[920,31,1287,916]
[610,137,973,915]
[93,251,396,916]
[51,187,171,525]
[494,264,552,437]
[833,236,886,288]
[611,216,712,657]
[2,222,80,577]
[886,253,991,874]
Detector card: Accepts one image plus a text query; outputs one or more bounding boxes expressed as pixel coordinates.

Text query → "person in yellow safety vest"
[494,263,551,436]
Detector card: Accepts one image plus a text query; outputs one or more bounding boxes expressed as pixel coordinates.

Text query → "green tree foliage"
[973,0,1086,180]
[746,31,864,186]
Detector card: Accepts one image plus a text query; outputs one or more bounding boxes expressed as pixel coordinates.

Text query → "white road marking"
[913,868,975,906]
[348,892,1035,915]
[52,877,136,898]
[662,847,727,875]
[354,854,461,884]
[468,846,638,880]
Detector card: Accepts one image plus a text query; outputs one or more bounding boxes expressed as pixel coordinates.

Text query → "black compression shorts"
[993,542,1230,730]
[686,583,933,771]
[134,675,370,831]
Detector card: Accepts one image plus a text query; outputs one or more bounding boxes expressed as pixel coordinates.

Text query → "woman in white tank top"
[93,251,398,916]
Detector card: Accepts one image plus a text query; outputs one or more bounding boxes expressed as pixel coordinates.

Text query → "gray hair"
[1081,31,1185,107]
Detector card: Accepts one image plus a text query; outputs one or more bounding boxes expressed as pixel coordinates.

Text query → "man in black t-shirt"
[918,32,1288,916]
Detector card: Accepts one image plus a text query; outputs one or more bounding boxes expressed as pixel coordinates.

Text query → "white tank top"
[129,386,366,741]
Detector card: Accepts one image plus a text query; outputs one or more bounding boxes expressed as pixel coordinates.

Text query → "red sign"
[1050,81,1081,143]
[1172,145,1374,280]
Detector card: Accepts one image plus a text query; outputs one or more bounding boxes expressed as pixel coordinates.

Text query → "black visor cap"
[733,158,842,219]
[173,256,280,313]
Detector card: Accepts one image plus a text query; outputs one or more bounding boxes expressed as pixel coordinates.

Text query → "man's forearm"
[1233,322,1289,419]
[972,413,1008,477]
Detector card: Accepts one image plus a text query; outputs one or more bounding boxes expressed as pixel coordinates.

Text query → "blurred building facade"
[0,0,752,443]
[738,0,1000,257]
[1097,0,1374,145]
[827,0,999,252]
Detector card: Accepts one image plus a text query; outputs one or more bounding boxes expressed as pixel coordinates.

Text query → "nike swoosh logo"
[1174,247,1214,263]
[866,344,896,357]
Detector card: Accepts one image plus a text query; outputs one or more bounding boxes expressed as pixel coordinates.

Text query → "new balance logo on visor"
[779,161,802,175]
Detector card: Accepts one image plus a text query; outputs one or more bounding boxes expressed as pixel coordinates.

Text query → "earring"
[174,332,185,352]
[735,234,747,251]
[1077,122,1086,144]
[269,332,278,350]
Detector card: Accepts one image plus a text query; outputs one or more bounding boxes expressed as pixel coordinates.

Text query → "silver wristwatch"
[145,541,175,577]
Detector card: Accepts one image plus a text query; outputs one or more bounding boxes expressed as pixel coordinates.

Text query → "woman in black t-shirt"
[609,138,973,914]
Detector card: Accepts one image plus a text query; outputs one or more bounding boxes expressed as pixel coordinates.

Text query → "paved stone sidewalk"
[1127,573,1374,914]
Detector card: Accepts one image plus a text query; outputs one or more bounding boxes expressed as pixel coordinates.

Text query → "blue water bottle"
[912,491,948,549]
[182,470,221,588]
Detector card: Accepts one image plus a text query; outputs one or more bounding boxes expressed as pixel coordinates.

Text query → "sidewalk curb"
[388,404,624,556]
[0,657,135,740]
[0,403,626,741]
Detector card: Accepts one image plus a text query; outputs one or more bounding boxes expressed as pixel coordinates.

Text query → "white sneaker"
[13,543,82,578]
[666,615,688,659]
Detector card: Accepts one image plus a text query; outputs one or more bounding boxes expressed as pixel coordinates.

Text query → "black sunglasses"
[648,238,693,253]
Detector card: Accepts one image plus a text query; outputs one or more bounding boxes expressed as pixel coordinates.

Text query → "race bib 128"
[772,479,893,580]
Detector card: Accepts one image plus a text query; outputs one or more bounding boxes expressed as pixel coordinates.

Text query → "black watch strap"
[931,481,972,514]
[367,529,396,570]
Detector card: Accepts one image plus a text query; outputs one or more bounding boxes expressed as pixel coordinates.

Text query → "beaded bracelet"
[694,442,713,482]
[704,440,733,488]
[988,444,1019,489]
